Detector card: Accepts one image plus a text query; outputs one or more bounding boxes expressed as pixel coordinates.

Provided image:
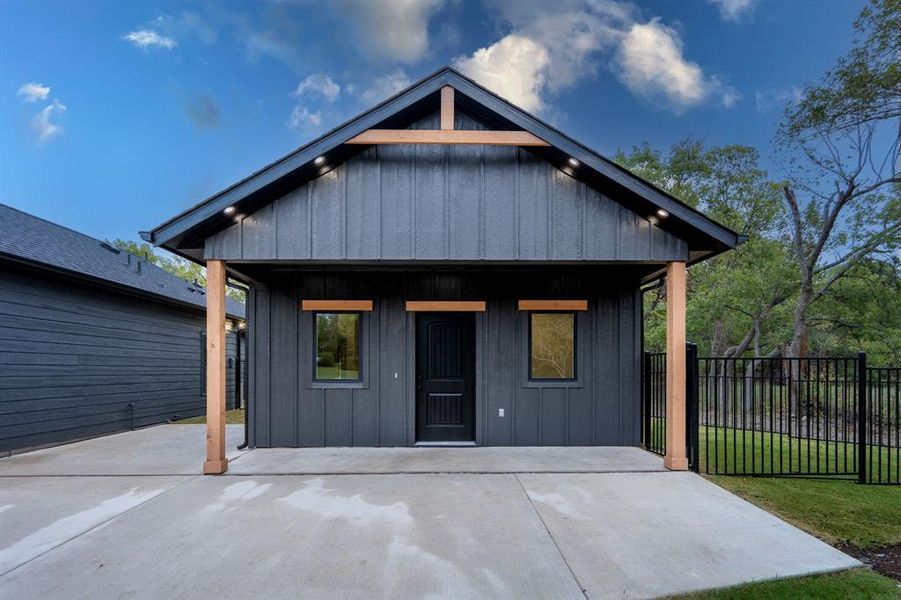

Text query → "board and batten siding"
[205,112,687,263]
[0,264,239,453]
[246,270,641,448]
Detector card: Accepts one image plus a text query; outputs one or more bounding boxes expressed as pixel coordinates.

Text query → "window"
[315,313,361,381]
[529,313,575,380]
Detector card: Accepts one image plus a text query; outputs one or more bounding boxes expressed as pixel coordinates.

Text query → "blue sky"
[1,0,863,244]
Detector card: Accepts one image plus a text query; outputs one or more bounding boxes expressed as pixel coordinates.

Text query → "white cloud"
[488,1,627,93]
[32,99,66,143]
[454,35,550,113]
[707,0,755,23]
[454,1,734,115]
[157,11,217,44]
[754,86,803,113]
[615,19,710,110]
[720,87,743,108]
[17,83,50,103]
[360,70,412,104]
[122,30,177,50]
[287,105,321,130]
[335,0,444,63]
[293,74,341,103]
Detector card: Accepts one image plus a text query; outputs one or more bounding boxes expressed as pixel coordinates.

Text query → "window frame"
[312,311,364,383]
[527,311,578,382]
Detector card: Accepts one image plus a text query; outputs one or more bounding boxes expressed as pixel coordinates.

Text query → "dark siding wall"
[0,265,240,453]
[247,270,642,448]
[206,113,688,263]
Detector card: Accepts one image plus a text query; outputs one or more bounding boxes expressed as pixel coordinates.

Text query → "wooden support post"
[441,86,454,130]
[203,260,228,475]
[665,261,688,471]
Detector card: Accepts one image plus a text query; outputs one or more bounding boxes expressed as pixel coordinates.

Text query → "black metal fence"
[642,348,900,485]
[642,352,667,456]
[864,366,900,484]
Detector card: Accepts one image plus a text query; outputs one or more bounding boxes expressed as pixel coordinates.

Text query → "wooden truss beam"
[441,86,454,130]
[345,129,549,147]
[346,85,549,146]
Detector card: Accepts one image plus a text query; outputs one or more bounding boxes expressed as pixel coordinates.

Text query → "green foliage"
[787,0,901,135]
[617,142,793,356]
[624,0,900,362]
[110,238,247,304]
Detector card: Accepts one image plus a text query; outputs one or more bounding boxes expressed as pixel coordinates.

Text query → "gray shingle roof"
[0,203,244,318]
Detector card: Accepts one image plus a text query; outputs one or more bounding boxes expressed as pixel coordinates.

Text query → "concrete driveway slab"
[517,472,860,599]
[0,474,584,600]
[0,476,190,576]
[228,445,665,474]
[0,425,245,476]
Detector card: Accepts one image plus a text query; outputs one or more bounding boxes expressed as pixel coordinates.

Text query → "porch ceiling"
[224,261,672,286]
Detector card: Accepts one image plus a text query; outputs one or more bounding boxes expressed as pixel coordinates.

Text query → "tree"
[777,0,901,359]
[787,0,900,134]
[616,141,791,356]
[110,239,247,304]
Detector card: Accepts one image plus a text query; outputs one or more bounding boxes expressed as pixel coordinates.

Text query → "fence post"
[643,352,652,449]
[686,343,699,472]
[857,351,867,484]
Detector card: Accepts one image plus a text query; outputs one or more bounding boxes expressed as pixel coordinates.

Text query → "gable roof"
[0,203,244,319]
[143,67,741,264]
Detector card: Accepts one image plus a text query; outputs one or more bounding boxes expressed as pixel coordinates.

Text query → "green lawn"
[673,476,901,597]
[649,420,899,482]
[173,409,245,424]
[647,419,901,595]
[710,475,901,547]
[670,568,900,599]
[698,425,898,481]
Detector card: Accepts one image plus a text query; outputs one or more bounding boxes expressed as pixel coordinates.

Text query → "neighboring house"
[0,203,245,454]
[143,68,740,472]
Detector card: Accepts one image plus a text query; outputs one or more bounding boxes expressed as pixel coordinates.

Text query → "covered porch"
[198,260,690,473]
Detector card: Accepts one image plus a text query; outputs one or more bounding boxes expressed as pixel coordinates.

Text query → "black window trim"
[527,311,578,382]
[312,311,364,383]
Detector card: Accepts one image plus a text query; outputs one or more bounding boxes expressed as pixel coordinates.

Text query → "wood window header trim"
[518,300,588,311]
[301,300,373,312]
[405,301,487,312]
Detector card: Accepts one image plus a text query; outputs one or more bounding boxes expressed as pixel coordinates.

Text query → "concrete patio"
[0,424,859,599]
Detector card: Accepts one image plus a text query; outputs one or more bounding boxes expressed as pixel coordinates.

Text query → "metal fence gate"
[641,347,900,485]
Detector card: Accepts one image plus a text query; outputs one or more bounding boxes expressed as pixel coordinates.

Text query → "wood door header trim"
[406,301,487,312]
[517,300,588,311]
[301,300,374,312]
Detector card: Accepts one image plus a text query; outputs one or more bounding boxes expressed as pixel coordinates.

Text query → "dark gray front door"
[416,313,475,442]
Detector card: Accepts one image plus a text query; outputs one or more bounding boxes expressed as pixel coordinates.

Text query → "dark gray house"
[143,68,740,474]
[0,203,244,453]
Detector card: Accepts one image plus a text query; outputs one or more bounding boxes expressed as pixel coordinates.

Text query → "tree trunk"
[789,282,812,359]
